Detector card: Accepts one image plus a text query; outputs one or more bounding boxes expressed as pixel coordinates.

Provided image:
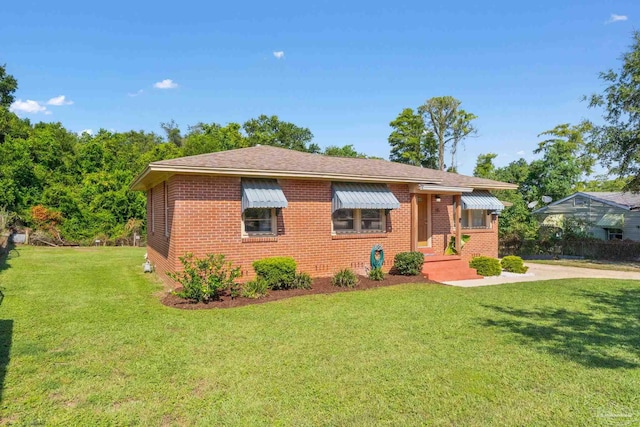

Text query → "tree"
[526,122,595,203]
[161,120,183,147]
[323,144,368,158]
[418,96,477,171]
[473,153,498,179]
[587,31,640,192]
[0,64,18,109]
[388,108,437,168]
[243,115,314,152]
[182,122,245,156]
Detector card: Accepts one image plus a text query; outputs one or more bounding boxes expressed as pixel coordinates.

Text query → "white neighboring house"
[532,192,640,241]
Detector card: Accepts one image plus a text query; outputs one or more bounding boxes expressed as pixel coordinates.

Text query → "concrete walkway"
[442,263,640,287]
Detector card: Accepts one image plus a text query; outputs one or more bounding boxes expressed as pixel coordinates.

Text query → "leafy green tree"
[388,108,437,168]
[473,153,498,179]
[0,64,18,109]
[323,144,368,158]
[243,115,313,152]
[161,120,183,147]
[587,31,640,192]
[576,175,628,192]
[182,122,245,156]
[418,96,477,170]
[526,122,594,203]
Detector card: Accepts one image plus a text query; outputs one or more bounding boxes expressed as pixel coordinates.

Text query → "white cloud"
[47,95,73,106]
[78,129,93,136]
[128,89,144,97]
[9,99,48,114]
[273,51,285,59]
[606,14,628,24]
[153,79,178,89]
[517,150,526,155]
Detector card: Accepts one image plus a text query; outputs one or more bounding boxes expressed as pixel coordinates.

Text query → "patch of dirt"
[162,274,438,310]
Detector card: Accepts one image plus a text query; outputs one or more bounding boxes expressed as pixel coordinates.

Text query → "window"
[150,187,155,234]
[243,208,276,235]
[606,228,623,240]
[164,182,169,237]
[332,209,385,233]
[460,209,490,229]
[574,197,586,207]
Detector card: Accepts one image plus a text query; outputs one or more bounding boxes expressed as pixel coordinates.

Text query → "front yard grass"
[1,246,640,425]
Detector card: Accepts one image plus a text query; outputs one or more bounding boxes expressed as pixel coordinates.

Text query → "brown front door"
[417,196,429,247]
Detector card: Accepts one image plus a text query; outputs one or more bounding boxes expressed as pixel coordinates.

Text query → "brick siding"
[146,176,498,284]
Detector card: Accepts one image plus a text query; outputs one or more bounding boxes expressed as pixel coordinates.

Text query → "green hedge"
[252,257,297,290]
[393,252,424,276]
[501,256,528,274]
[469,256,502,277]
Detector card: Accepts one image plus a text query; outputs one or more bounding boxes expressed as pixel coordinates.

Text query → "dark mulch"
[162,274,439,310]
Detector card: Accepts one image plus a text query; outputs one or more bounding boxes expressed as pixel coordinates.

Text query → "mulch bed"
[162,274,439,310]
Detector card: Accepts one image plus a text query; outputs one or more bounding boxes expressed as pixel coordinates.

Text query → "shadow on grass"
[481,287,640,369]
[0,319,12,403]
[0,240,17,275]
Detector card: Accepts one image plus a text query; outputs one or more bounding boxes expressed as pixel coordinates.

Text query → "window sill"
[332,233,387,240]
[242,236,278,243]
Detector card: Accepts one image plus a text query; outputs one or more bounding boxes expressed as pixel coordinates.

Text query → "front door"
[417,196,429,247]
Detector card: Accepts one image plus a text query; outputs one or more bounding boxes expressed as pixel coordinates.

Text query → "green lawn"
[1,247,640,425]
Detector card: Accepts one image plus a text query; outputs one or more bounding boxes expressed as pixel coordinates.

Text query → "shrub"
[368,267,384,281]
[332,268,358,288]
[393,252,424,276]
[252,257,297,290]
[241,279,269,299]
[501,256,529,274]
[469,256,502,277]
[291,272,313,290]
[168,253,241,302]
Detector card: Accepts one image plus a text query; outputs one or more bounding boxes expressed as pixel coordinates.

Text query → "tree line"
[1,31,639,244]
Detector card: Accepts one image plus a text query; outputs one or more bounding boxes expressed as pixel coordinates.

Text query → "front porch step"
[421,256,482,282]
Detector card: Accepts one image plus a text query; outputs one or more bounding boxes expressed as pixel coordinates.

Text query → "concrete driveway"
[443,263,640,287]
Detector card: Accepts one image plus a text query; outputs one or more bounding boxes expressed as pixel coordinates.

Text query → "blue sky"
[2,1,637,174]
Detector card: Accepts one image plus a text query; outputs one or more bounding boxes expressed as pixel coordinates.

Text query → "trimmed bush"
[393,251,424,276]
[332,268,358,288]
[241,279,269,299]
[368,267,384,281]
[169,253,241,302]
[469,256,502,277]
[291,272,313,290]
[501,256,529,274]
[252,257,297,290]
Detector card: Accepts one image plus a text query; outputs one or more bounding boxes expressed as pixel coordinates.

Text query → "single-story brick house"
[131,146,517,282]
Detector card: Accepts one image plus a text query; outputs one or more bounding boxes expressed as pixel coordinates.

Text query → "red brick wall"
[146,175,498,284]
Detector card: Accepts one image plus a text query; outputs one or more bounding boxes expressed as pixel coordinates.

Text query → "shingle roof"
[131,145,518,191]
[582,192,640,210]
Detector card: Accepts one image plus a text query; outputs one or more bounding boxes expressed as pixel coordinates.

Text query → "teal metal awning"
[595,213,624,228]
[461,191,504,213]
[241,179,288,212]
[332,182,400,212]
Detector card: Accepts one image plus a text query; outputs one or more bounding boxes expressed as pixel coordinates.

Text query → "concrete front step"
[421,256,482,282]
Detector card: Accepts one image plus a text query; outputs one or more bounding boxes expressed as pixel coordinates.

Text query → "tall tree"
[243,115,314,152]
[182,122,245,156]
[0,64,18,109]
[473,153,498,179]
[160,119,183,147]
[388,108,437,168]
[587,31,640,192]
[323,144,368,158]
[417,96,477,171]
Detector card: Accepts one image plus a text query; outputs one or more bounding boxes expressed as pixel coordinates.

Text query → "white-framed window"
[606,228,623,240]
[460,209,490,229]
[243,208,277,236]
[164,182,169,237]
[332,209,385,233]
[150,187,155,234]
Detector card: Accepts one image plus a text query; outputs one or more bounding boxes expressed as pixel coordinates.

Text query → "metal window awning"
[241,179,288,212]
[595,213,624,228]
[461,191,504,213]
[332,182,401,212]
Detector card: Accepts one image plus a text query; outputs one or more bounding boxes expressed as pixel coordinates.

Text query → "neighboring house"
[532,192,640,241]
[130,146,517,282]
